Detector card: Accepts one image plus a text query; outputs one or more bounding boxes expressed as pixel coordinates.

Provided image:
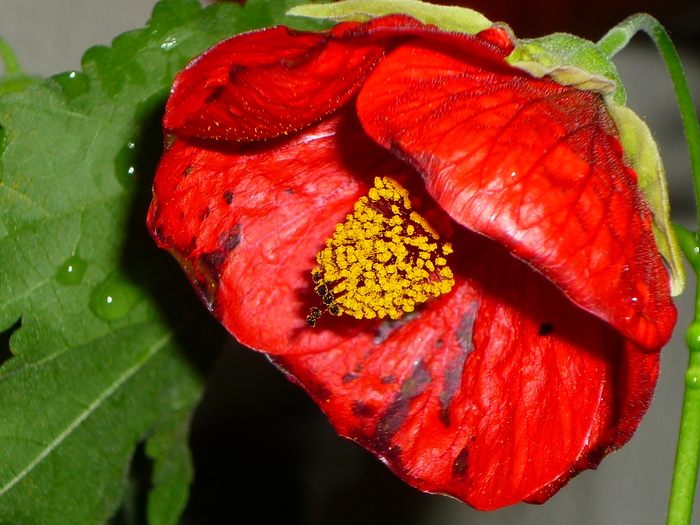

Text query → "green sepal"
[506,33,626,105]
[607,103,685,296]
[288,0,492,35]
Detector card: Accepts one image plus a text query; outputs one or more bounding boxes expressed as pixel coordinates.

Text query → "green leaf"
[146,408,196,525]
[0,0,323,523]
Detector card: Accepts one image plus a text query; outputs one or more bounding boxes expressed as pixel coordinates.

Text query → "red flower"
[147,14,677,510]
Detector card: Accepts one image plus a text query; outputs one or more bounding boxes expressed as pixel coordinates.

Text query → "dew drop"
[161,37,178,51]
[55,255,88,286]
[114,141,138,190]
[89,271,141,321]
[53,70,89,100]
[686,371,700,389]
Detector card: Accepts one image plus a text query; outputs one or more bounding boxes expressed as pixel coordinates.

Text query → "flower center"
[307,176,455,327]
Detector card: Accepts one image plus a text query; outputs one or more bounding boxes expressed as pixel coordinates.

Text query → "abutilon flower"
[147,0,682,510]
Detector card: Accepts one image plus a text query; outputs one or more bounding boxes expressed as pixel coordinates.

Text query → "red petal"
[164,16,514,142]
[148,109,415,354]
[270,231,658,509]
[356,40,676,351]
[526,339,659,503]
[163,15,424,141]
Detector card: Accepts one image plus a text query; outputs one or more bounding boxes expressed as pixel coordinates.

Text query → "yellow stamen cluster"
[307,176,454,327]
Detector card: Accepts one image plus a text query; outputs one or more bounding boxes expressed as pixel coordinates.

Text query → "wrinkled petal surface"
[356,40,676,351]
[164,15,420,141]
[164,17,513,142]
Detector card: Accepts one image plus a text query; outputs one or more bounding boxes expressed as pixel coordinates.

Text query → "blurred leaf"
[0,0,325,523]
[0,37,43,95]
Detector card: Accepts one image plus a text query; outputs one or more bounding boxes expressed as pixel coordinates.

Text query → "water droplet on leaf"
[89,271,141,321]
[55,255,87,286]
[52,70,89,100]
[114,140,138,190]
[161,37,178,51]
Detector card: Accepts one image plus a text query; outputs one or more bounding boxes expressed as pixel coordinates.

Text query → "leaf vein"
[0,331,172,497]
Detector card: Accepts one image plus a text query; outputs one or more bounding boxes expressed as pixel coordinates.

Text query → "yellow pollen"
[306,176,455,327]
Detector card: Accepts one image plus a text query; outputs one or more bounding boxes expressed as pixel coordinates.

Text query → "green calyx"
[287,0,492,35]
[506,33,626,105]
[607,103,685,296]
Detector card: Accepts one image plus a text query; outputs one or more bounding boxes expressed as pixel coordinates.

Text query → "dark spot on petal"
[452,447,470,478]
[219,224,242,253]
[373,311,419,344]
[352,401,376,418]
[153,226,166,244]
[400,361,432,398]
[455,301,478,355]
[199,207,211,222]
[204,85,226,104]
[186,236,197,255]
[181,165,193,177]
[371,361,432,456]
[192,255,221,310]
[440,301,479,427]
[302,379,332,404]
[538,322,554,336]
[381,375,397,384]
[200,251,227,275]
[284,188,294,195]
[342,372,360,384]
[223,191,233,205]
[435,339,444,348]
[439,404,451,427]
[354,364,364,374]
[228,64,245,82]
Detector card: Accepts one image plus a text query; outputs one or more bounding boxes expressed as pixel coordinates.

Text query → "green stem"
[674,223,700,525]
[599,15,700,525]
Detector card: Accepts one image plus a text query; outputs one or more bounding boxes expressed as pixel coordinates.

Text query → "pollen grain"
[306,176,454,327]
